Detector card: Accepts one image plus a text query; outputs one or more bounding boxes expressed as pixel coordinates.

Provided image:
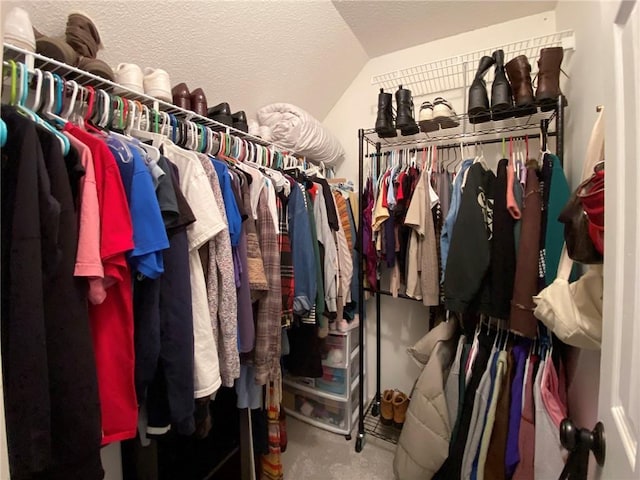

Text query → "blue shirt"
[440,159,473,282]
[288,181,317,316]
[107,135,169,279]
[212,158,242,247]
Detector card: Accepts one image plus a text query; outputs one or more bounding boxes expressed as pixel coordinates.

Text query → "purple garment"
[363,179,377,290]
[384,216,396,268]
[229,174,255,354]
[233,247,241,289]
[505,343,529,476]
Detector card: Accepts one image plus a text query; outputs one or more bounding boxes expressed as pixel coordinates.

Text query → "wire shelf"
[363,104,557,148]
[2,42,297,155]
[363,398,401,445]
[371,30,574,98]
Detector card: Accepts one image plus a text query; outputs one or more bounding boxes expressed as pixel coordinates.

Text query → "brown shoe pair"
[35,13,114,81]
[172,83,208,117]
[506,47,564,115]
[380,389,409,429]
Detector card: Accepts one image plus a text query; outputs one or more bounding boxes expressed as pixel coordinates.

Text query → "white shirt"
[163,141,226,398]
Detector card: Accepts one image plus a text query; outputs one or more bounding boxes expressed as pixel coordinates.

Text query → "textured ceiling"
[332,0,558,57]
[3,1,558,122]
[2,0,369,121]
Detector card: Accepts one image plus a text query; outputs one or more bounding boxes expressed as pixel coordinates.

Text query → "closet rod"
[365,131,557,157]
[364,288,425,303]
[2,43,299,158]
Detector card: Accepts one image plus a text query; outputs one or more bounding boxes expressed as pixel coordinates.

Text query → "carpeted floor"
[282,416,396,480]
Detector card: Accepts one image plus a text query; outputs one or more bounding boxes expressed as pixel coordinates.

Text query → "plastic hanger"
[61,80,79,120]
[15,66,70,155]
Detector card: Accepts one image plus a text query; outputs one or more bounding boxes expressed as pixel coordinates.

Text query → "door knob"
[560,418,606,467]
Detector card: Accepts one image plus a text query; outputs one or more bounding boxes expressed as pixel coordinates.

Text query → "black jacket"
[444,162,496,313]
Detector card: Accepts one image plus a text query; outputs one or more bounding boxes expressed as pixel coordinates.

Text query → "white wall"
[324,11,558,401]
[554,0,605,469]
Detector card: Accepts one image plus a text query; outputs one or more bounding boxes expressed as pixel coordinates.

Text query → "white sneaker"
[3,7,35,52]
[418,101,438,132]
[4,7,36,70]
[114,63,144,94]
[143,68,172,102]
[432,97,460,129]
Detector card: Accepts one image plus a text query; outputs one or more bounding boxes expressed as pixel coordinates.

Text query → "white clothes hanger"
[61,80,79,120]
[30,68,43,112]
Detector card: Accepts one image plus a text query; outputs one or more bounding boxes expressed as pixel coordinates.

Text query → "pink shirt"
[65,132,106,305]
[541,355,568,428]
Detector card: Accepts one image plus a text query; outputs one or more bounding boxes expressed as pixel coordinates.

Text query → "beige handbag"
[533,250,603,349]
[533,109,605,350]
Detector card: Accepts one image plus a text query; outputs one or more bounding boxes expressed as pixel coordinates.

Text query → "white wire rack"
[2,42,298,156]
[371,30,575,98]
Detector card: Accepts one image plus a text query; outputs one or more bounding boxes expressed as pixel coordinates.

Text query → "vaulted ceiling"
[2,1,557,121]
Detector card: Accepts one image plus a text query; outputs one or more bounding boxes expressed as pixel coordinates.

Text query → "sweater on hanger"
[444,162,496,314]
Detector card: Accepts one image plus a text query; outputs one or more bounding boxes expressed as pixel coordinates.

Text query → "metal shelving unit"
[356,34,570,452]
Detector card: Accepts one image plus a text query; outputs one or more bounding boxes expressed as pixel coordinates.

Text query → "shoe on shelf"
[113,63,144,94]
[208,102,233,127]
[393,391,410,429]
[143,68,172,102]
[395,85,419,136]
[336,318,348,333]
[64,12,114,81]
[381,389,396,426]
[418,101,438,133]
[491,49,514,121]
[432,97,460,129]
[505,55,538,117]
[190,87,208,117]
[535,46,564,111]
[4,7,36,53]
[468,55,495,124]
[172,82,191,110]
[232,111,249,133]
[375,88,397,138]
[35,28,78,65]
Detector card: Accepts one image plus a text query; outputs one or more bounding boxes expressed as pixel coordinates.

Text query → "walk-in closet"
[1,1,638,480]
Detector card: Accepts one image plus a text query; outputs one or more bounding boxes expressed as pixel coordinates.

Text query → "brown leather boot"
[393,392,409,429]
[381,389,395,426]
[535,47,564,111]
[505,55,537,117]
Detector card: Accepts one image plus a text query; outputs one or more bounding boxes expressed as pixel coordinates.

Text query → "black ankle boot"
[468,55,495,124]
[491,50,514,120]
[395,85,419,136]
[375,88,397,138]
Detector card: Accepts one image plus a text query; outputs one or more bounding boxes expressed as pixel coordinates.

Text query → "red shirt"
[64,125,137,444]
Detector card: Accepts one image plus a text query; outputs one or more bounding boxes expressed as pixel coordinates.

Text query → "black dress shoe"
[207,102,233,127]
[232,111,248,133]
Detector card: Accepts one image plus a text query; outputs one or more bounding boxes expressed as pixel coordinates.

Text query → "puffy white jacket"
[394,320,459,480]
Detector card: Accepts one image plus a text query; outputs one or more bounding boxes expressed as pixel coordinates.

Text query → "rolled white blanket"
[256,102,345,166]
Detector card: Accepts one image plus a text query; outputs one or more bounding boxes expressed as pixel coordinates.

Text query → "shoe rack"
[371,31,574,99]
[2,42,296,155]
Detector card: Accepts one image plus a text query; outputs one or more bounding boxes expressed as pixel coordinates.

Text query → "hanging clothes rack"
[1,41,313,480]
[354,93,566,453]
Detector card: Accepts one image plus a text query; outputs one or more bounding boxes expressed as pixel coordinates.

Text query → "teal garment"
[306,191,325,324]
[545,154,571,284]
